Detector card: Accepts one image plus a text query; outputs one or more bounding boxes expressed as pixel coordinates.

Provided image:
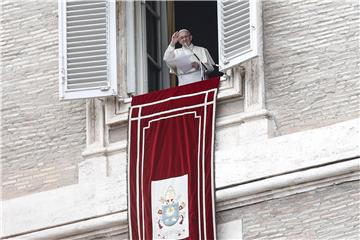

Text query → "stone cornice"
[2,160,358,239]
[216,158,360,211]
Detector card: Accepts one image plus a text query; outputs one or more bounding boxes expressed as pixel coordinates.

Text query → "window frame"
[106,0,263,125]
[127,1,170,95]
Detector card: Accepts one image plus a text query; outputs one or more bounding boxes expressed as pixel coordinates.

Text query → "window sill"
[105,71,245,126]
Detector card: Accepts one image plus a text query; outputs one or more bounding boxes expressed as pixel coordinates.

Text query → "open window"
[59,0,261,99]
[128,1,219,94]
[128,0,260,94]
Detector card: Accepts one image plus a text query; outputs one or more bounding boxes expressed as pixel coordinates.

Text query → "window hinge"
[61,68,66,84]
[100,86,110,91]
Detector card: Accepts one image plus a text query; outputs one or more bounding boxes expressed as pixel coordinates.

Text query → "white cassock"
[163,43,215,86]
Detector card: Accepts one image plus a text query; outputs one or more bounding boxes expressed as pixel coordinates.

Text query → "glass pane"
[146,1,157,12]
[148,61,160,92]
[146,11,158,60]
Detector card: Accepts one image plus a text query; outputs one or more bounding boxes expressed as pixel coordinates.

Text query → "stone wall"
[263,0,360,135]
[217,180,360,239]
[1,0,85,200]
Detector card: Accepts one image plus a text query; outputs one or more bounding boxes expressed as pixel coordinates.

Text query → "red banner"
[128,77,220,239]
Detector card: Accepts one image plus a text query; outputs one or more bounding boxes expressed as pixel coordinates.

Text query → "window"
[130,0,260,94]
[134,1,219,93]
[58,0,117,100]
[127,1,170,95]
[59,0,261,99]
[145,1,168,92]
[174,1,218,64]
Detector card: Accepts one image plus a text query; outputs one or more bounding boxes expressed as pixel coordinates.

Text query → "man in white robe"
[163,29,215,86]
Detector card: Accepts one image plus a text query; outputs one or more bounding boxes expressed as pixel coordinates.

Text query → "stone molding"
[2,212,127,240]
[2,160,358,239]
[215,118,360,187]
[2,118,359,239]
[81,109,271,158]
[216,159,359,211]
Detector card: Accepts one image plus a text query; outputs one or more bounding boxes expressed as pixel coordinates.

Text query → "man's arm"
[163,32,181,74]
[163,44,176,61]
[163,31,179,61]
[163,45,177,74]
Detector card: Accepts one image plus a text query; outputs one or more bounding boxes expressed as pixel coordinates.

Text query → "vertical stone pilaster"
[80,99,108,183]
[244,57,266,112]
[86,99,105,148]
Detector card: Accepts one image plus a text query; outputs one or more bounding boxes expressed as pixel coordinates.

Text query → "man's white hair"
[178,29,191,35]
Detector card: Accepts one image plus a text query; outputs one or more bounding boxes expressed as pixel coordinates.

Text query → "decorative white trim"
[140,112,202,239]
[131,89,215,108]
[131,102,215,122]
[211,89,218,239]
[127,107,133,240]
[202,92,208,239]
[197,112,203,240]
[135,107,142,239]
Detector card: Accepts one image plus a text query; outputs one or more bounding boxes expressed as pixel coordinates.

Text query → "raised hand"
[170,31,179,46]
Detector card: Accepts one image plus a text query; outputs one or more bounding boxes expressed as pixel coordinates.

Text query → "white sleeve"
[163,44,176,61]
[163,44,177,74]
[203,48,215,72]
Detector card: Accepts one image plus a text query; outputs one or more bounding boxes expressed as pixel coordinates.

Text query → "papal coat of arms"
[151,175,189,239]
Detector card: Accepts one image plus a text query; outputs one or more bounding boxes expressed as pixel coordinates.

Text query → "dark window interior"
[146,2,161,92]
[146,1,218,92]
[174,1,218,63]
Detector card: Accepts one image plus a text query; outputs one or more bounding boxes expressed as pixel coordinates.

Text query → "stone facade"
[1,0,86,200]
[264,0,360,135]
[218,180,360,240]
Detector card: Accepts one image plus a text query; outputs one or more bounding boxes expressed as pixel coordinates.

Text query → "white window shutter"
[218,0,260,70]
[58,0,117,100]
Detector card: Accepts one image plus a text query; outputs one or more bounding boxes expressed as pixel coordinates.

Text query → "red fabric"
[128,77,220,239]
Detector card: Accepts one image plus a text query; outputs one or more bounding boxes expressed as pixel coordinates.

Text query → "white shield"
[151,174,189,239]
